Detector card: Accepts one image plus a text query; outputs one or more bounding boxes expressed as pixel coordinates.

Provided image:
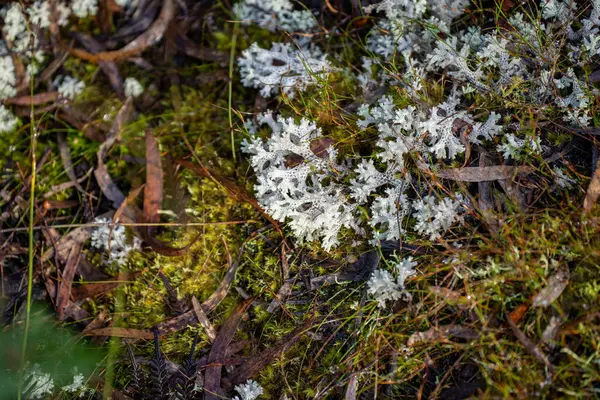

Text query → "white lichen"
[124,77,144,98]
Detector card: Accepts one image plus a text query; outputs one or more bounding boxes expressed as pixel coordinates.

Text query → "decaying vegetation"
[1,0,599,399]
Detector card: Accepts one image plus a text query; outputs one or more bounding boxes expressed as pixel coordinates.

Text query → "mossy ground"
[1,1,600,399]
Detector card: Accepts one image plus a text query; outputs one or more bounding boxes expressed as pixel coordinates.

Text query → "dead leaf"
[43,168,93,199]
[204,298,254,400]
[283,154,304,168]
[95,98,135,210]
[345,374,358,400]
[532,266,569,308]
[436,165,535,182]
[310,137,335,158]
[112,185,144,226]
[99,97,134,161]
[140,230,200,256]
[584,158,600,213]
[44,278,89,322]
[144,131,163,225]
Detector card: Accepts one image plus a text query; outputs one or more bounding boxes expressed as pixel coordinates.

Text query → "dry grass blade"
[435,165,535,182]
[112,185,143,225]
[204,298,254,400]
[532,265,570,308]
[144,131,163,226]
[202,243,243,312]
[56,243,82,321]
[67,0,175,63]
[583,157,600,213]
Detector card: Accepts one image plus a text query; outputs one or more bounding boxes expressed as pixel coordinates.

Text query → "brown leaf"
[83,327,154,339]
[144,131,163,226]
[3,92,58,106]
[283,154,304,168]
[56,243,82,320]
[44,278,89,322]
[584,158,600,212]
[532,265,569,308]
[310,137,335,158]
[436,165,535,182]
[67,0,175,63]
[204,298,254,400]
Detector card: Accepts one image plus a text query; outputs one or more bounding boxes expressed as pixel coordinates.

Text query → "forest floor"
[1,0,600,399]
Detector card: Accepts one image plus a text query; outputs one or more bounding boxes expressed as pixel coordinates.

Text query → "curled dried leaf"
[310,137,335,158]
